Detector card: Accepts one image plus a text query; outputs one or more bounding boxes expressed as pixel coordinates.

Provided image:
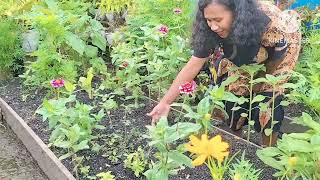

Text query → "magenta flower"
[122,61,129,68]
[173,8,182,14]
[50,79,65,88]
[179,80,197,95]
[158,25,169,35]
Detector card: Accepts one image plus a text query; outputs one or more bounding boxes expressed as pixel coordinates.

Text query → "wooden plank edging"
[0,97,75,180]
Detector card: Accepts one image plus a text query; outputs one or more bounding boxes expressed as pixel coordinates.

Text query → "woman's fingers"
[147,108,160,126]
[151,113,160,126]
[148,103,170,126]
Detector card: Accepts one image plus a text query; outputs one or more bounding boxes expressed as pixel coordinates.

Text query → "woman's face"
[204,2,234,38]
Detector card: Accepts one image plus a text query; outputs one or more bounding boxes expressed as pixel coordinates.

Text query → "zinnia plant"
[179,80,197,95]
[50,79,65,88]
[175,80,197,125]
[186,134,235,180]
[158,25,169,35]
[173,8,182,14]
[50,79,65,99]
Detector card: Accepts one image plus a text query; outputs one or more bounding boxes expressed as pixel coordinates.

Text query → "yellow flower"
[203,113,212,121]
[186,134,229,166]
[233,173,241,180]
[288,156,297,167]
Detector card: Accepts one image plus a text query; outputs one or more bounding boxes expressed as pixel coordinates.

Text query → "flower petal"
[192,154,207,166]
[185,144,203,154]
[189,135,201,146]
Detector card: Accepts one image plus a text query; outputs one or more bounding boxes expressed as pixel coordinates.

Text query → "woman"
[148,0,301,146]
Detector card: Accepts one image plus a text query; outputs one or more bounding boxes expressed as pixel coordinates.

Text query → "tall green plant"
[0,18,24,80]
[143,117,201,180]
[20,0,107,87]
[290,29,320,115]
[257,113,320,179]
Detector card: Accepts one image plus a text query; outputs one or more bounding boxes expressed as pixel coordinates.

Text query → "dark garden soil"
[0,78,303,180]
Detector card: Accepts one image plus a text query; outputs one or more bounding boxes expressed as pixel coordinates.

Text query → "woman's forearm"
[160,56,207,104]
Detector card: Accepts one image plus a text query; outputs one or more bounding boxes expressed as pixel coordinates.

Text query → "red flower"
[179,80,197,95]
[50,79,65,88]
[122,61,129,68]
[173,8,182,14]
[158,25,169,35]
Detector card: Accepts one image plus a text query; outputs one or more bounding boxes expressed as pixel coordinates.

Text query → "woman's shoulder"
[258,1,301,47]
[258,1,282,19]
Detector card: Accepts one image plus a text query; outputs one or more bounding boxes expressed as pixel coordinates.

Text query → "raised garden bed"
[0,78,277,179]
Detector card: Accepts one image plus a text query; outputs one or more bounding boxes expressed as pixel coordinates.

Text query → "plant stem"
[269,86,276,146]
[247,75,254,141]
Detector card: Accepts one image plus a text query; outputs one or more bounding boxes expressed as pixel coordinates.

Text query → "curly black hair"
[192,0,270,52]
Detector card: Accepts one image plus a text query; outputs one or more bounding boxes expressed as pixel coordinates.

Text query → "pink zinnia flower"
[158,25,169,35]
[173,8,182,14]
[122,61,129,68]
[50,79,65,88]
[179,81,197,95]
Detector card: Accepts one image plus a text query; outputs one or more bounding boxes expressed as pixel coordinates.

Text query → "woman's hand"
[147,56,207,125]
[147,102,171,125]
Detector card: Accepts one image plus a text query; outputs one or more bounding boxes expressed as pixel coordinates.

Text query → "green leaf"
[59,152,74,160]
[64,81,76,92]
[252,77,267,84]
[168,151,193,168]
[73,140,89,152]
[259,103,268,111]
[231,106,241,111]
[256,150,284,170]
[49,127,62,142]
[264,128,273,136]
[155,168,168,180]
[280,101,290,106]
[85,45,98,58]
[287,133,312,140]
[65,32,86,55]
[252,95,266,104]
[258,147,282,157]
[248,120,255,126]
[54,140,70,148]
[286,138,314,152]
[221,76,239,87]
[197,97,211,115]
[240,113,248,118]
[239,96,249,104]
[294,113,320,132]
[311,135,320,145]
[91,32,107,51]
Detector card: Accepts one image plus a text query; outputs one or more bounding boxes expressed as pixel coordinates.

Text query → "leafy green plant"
[98,0,132,13]
[207,154,238,180]
[231,64,266,141]
[172,76,242,134]
[101,128,143,164]
[79,67,94,99]
[0,17,24,80]
[20,0,107,87]
[36,95,106,159]
[254,74,290,146]
[290,29,320,115]
[257,113,320,179]
[108,0,194,104]
[97,171,115,180]
[143,117,201,180]
[124,146,148,177]
[228,151,262,180]
[1,0,39,17]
